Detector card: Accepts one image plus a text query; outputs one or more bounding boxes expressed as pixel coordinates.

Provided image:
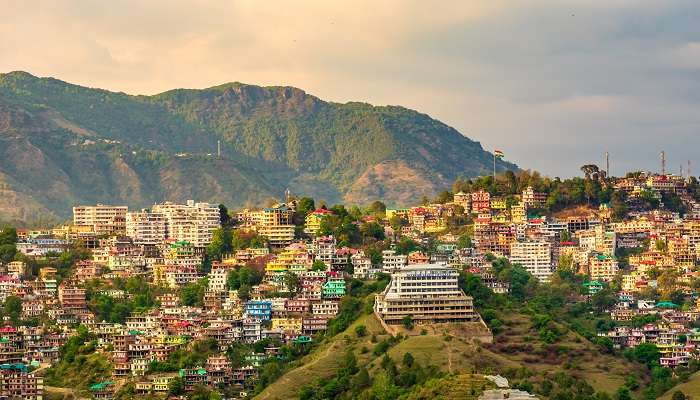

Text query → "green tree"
[284,271,301,294]
[312,260,327,271]
[3,295,22,324]
[672,390,687,400]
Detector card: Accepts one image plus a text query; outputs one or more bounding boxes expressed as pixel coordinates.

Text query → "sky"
[1,0,699,178]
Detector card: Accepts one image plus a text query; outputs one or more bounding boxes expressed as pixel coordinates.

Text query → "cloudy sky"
[2,0,699,177]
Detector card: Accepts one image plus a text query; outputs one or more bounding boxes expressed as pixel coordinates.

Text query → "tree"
[355,325,367,337]
[457,234,472,249]
[168,377,184,396]
[402,315,414,330]
[3,295,22,324]
[180,277,208,307]
[297,197,316,216]
[218,204,231,227]
[226,269,240,290]
[402,352,414,368]
[368,200,387,216]
[284,272,301,294]
[632,343,661,368]
[672,390,687,400]
[206,228,232,261]
[0,226,17,264]
[312,260,327,272]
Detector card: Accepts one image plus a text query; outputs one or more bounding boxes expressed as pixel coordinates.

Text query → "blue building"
[245,300,273,321]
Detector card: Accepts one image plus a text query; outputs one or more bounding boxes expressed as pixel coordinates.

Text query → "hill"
[255,308,640,400]
[0,71,516,223]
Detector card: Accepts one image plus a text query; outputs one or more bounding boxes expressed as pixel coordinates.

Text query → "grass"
[42,352,112,395]
[257,307,641,399]
[658,371,700,400]
[255,313,388,400]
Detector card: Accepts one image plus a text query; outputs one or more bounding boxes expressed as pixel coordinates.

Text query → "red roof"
[312,209,334,215]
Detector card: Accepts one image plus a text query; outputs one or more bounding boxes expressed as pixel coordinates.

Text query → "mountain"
[0,71,516,223]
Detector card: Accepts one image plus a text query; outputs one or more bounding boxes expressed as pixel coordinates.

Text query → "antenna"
[680,164,683,178]
[688,160,692,180]
[661,151,666,175]
[285,188,291,204]
[217,140,221,159]
[605,151,610,178]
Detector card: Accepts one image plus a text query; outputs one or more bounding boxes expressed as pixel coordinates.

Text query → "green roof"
[90,381,114,391]
[583,281,603,287]
[656,301,679,308]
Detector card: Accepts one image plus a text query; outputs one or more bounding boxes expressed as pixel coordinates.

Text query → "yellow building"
[271,317,303,333]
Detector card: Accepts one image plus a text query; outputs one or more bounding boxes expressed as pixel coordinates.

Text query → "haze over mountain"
[0,71,516,223]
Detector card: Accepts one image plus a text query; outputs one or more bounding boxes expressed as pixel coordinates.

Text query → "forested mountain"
[0,71,516,223]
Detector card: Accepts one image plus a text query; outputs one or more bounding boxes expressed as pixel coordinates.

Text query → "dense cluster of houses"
[3,171,700,398]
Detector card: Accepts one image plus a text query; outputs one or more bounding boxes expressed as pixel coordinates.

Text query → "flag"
[494,149,504,158]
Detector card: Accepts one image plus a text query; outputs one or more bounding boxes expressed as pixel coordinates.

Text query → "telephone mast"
[660,151,666,175]
[605,151,610,177]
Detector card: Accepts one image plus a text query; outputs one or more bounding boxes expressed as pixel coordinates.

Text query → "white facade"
[73,204,128,235]
[152,200,220,247]
[382,250,407,273]
[509,240,553,282]
[126,210,167,245]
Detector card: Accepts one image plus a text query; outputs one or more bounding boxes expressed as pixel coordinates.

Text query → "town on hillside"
[1,168,700,399]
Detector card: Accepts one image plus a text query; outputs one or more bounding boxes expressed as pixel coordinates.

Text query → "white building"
[509,240,553,282]
[152,200,220,247]
[374,264,477,324]
[73,204,128,236]
[126,210,167,246]
[382,250,407,273]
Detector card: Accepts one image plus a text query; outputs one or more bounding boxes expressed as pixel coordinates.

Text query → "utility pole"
[661,151,666,175]
[493,153,496,182]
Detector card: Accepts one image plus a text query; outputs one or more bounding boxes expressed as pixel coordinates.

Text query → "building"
[453,191,471,213]
[152,200,220,247]
[589,254,619,282]
[509,241,553,282]
[73,204,128,236]
[0,363,43,400]
[374,264,478,325]
[304,209,334,236]
[58,284,87,313]
[126,210,167,246]
[522,186,546,209]
[471,190,491,213]
[382,250,407,273]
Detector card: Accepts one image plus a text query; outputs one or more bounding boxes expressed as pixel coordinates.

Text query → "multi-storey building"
[58,284,87,313]
[453,191,471,213]
[471,190,491,213]
[522,186,547,209]
[374,264,477,325]
[152,200,220,247]
[126,210,167,246]
[0,364,43,400]
[589,254,620,282]
[509,240,553,282]
[73,204,128,236]
[304,209,333,236]
[382,250,407,273]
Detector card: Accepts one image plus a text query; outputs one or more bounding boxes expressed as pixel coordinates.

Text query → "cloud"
[1,0,699,177]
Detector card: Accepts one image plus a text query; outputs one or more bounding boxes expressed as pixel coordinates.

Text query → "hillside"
[256,309,640,400]
[0,71,516,223]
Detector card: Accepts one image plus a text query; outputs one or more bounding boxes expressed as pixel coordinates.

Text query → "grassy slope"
[658,371,700,400]
[257,308,641,400]
[255,313,389,400]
